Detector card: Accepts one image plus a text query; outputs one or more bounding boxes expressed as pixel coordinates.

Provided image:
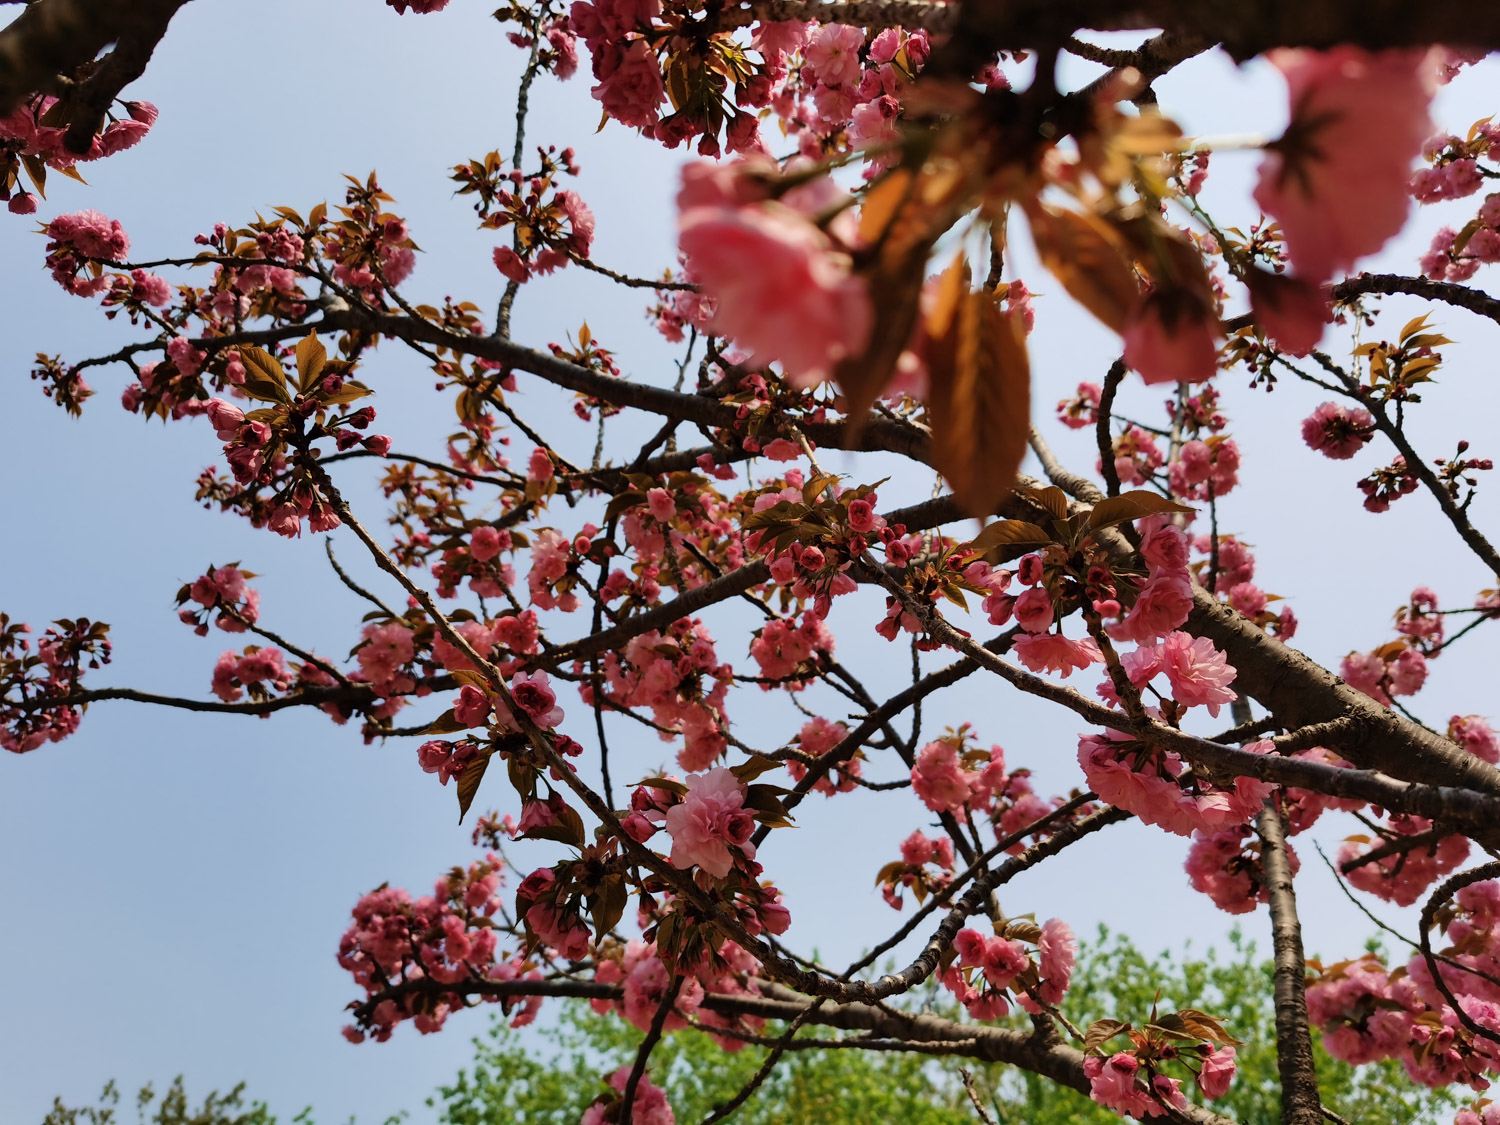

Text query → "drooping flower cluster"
[939,917,1078,1020]
[338,853,529,1041]
[1079,732,1274,837]
[175,564,260,635]
[0,616,110,753]
[1,96,158,216]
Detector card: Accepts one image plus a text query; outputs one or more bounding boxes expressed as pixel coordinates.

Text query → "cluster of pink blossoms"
[749,611,835,686]
[581,1065,674,1125]
[210,646,291,703]
[1003,553,1103,679]
[662,767,757,880]
[175,565,259,635]
[0,617,110,753]
[1079,732,1275,837]
[1307,905,1500,1093]
[783,714,860,795]
[1185,824,1298,914]
[589,618,731,772]
[43,210,134,297]
[1084,1044,1237,1118]
[1302,400,1376,460]
[1338,813,1470,907]
[877,830,955,909]
[338,853,540,1041]
[1409,115,1500,281]
[0,97,157,215]
[591,937,766,1051]
[939,918,1077,1020]
[908,734,1055,840]
[1056,381,1102,430]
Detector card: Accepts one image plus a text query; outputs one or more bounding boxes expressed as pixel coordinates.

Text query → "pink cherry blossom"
[592,40,664,130]
[679,167,871,389]
[509,670,564,728]
[1253,47,1438,282]
[1013,632,1103,678]
[804,25,865,86]
[663,767,756,879]
[1301,401,1374,460]
[1123,297,1220,385]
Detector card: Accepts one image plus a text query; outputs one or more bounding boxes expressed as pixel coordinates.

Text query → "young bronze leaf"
[239,345,289,390]
[1084,1018,1131,1054]
[449,668,494,692]
[858,168,915,246]
[1019,485,1069,520]
[835,236,929,434]
[455,750,493,822]
[1026,203,1140,334]
[1087,490,1196,530]
[638,775,688,797]
[730,753,787,783]
[1175,1008,1243,1045]
[838,167,976,435]
[591,874,628,941]
[927,286,1031,517]
[295,332,327,393]
[963,519,1053,555]
[421,709,470,735]
[1002,918,1043,943]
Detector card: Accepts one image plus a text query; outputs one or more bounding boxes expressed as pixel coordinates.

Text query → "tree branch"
[1256,802,1322,1125]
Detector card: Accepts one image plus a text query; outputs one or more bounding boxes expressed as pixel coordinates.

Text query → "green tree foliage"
[43,1078,288,1125]
[46,930,1458,1125]
[429,928,1458,1125]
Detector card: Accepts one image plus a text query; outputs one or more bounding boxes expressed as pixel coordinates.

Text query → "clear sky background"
[3,4,1499,1122]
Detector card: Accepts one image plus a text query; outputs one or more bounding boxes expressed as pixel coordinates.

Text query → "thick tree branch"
[351,974,1237,1125]
[1256,803,1322,1125]
[0,0,189,119]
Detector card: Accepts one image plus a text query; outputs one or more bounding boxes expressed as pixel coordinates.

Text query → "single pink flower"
[1253,47,1438,281]
[679,172,871,389]
[663,767,756,879]
[1123,295,1220,385]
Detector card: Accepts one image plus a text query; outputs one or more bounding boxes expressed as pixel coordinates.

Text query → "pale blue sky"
[3,5,1499,1121]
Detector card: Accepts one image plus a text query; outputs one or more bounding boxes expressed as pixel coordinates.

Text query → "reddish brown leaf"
[927,285,1031,517]
[1026,203,1140,334]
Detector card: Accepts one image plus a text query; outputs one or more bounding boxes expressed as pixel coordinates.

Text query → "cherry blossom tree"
[10,2,1500,1123]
